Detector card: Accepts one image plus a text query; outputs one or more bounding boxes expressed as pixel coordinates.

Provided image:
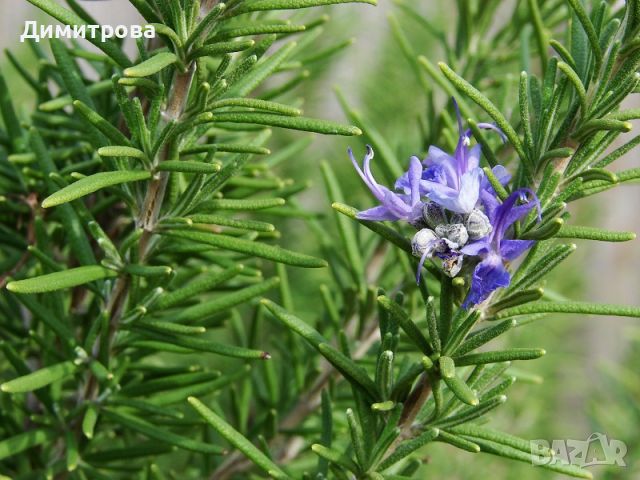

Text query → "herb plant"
[1,0,639,479]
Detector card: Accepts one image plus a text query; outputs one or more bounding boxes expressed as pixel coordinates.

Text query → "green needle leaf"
[262,299,379,399]
[6,266,118,293]
[103,409,225,455]
[83,442,173,462]
[73,100,133,146]
[442,372,479,406]
[119,370,221,397]
[322,161,364,285]
[198,198,286,211]
[41,170,151,208]
[568,168,618,184]
[438,356,455,378]
[509,244,576,291]
[261,299,328,346]
[135,320,207,335]
[454,348,546,366]
[124,52,178,77]
[210,112,361,136]
[174,278,281,323]
[82,405,98,439]
[123,264,172,278]
[335,88,404,180]
[378,428,439,470]
[152,266,244,310]
[550,39,578,71]
[520,217,564,240]
[189,40,256,61]
[576,119,632,140]
[376,351,394,400]
[556,225,636,242]
[426,296,441,353]
[565,0,602,73]
[332,202,412,252]
[438,62,530,174]
[98,146,147,160]
[50,38,96,109]
[210,98,301,116]
[455,320,517,357]
[436,430,481,453]
[449,424,553,458]
[65,429,79,471]
[526,0,548,73]
[318,343,379,399]
[557,61,587,114]
[213,24,306,41]
[482,167,509,200]
[230,0,377,16]
[189,214,275,232]
[1,361,77,393]
[433,396,507,429]
[493,301,640,319]
[188,397,290,479]
[165,230,327,268]
[311,443,360,473]
[133,330,270,360]
[346,408,367,467]
[378,295,432,355]
[0,429,56,460]
[488,289,544,314]
[157,161,221,174]
[464,436,593,478]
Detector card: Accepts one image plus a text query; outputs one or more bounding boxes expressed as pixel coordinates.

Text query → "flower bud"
[411,228,438,257]
[435,223,469,247]
[465,209,492,240]
[422,202,446,228]
[449,213,465,225]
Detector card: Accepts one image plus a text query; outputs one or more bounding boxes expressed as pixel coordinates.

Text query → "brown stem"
[398,373,432,434]
[371,373,432,470]
[80,28,199,421]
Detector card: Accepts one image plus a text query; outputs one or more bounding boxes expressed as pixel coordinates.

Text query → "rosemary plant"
[0,0,639,479]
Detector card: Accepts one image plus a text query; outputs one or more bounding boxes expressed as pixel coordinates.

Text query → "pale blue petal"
[356,205,400,221]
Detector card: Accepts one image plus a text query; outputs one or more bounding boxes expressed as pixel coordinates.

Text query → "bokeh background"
[1,1,638,478]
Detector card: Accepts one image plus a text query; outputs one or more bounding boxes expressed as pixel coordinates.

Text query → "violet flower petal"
[462,253,511,308]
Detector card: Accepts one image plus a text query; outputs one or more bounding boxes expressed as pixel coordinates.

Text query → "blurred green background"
[0,1,638,478]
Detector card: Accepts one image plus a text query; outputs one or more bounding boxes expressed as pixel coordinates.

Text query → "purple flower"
[348,97,529,296]
[395,99,505,214]
[412,227,465,284]
[461,189,541,308]
[350,145,424,224]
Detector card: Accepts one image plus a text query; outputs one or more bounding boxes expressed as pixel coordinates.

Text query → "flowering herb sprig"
[351,100,539,307]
